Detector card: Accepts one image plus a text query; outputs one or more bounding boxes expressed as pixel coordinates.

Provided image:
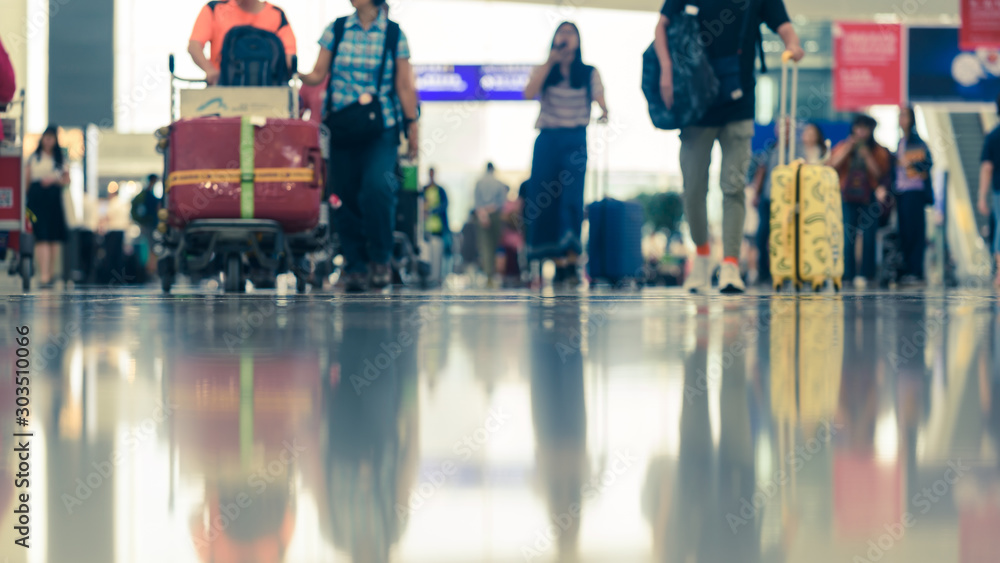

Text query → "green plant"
[634,191,684,235]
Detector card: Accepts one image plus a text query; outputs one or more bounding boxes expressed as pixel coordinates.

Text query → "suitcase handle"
[777,52,799,168]
[307,147,324,190]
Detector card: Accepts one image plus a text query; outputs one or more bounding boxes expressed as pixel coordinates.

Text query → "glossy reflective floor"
[1,288,999,563]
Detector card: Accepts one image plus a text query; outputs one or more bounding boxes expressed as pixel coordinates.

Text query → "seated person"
[188,0,297,85]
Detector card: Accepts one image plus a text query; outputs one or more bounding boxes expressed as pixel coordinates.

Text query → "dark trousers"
[897,191,927,279]
[843,201,879,281]
[526,127,587,261]
[756,197,771,282]
[328,129,400,273]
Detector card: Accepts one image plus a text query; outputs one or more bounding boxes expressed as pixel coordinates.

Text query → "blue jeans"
[328,129,400,273]
[525,127,587,261]
[843,201,879,281]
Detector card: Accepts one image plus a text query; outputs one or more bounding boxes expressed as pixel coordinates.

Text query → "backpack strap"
[384,21,402,129]
[323,17,349,117]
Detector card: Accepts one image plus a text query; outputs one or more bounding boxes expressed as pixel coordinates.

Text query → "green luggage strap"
[240,116,255,219]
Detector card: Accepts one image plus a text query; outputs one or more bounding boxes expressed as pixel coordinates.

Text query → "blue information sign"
[415,65,534,102]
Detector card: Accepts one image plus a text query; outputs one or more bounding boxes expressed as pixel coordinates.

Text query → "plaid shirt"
[319,11,410,128]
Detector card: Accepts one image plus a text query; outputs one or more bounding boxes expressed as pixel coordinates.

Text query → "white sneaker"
[684,256,711,294]
[719,262,746,294]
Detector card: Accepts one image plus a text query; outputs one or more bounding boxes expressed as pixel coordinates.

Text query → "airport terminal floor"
[2,284,999,563]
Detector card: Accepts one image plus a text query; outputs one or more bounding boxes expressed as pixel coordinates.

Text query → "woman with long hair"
[800,122,828,165]
[895,106,934,284]
[26,125,70,288]
[523,22,608,287]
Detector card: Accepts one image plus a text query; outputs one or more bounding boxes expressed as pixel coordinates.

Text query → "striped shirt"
[319,10,410,128]
[535,67,604,130]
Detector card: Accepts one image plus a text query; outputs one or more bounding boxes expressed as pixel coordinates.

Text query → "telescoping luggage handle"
[777,52,799,168]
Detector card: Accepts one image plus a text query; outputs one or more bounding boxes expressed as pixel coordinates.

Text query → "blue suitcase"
[586,198,644,286]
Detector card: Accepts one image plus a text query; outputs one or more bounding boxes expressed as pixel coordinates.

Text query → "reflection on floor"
[0,290,998,563]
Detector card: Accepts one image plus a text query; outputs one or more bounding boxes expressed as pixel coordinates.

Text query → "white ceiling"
[443,0,960,20]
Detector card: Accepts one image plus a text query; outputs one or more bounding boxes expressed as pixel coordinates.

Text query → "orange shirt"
[190,1,297,70]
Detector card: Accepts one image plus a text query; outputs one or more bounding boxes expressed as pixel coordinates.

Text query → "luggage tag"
[731,88,743,100]
[685,5,699,15]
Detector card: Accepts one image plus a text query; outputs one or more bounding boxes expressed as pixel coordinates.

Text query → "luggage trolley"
[0,91,33,292]
[157,29,332,294]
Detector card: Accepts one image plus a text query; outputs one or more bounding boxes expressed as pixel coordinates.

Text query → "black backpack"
[218,25,290,87]
[642,8,719,130]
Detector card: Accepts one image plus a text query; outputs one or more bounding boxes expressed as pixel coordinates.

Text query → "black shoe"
[562,266,582,288]
[370,263,392,289]
[344,271,368,293]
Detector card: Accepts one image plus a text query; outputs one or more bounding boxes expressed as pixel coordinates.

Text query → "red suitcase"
[166,117,324,233]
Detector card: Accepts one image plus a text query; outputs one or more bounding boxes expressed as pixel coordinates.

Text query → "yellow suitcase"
[768,57,845,292]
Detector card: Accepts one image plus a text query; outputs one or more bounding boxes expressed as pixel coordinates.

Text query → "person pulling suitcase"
[653,0,804,294]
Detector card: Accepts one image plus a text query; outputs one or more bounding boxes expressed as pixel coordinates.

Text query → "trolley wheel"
[20,257,32,291]
[813,283,823,293]
[833,278,842,293]
[295,274,307,294]
[224,255,244,293]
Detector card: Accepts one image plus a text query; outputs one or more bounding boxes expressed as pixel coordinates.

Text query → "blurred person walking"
[653,0,804,294]
[131,174,162,274]
[423,167,452,281]
[25,126,69,288]
[894,107,934,285]
[300,0,419,292]
[978,94,1000,288]
[829,114,891,288]
[473,163,509,288]
[188,0,297,85]
[523,22,608,286]
[99,188,131,284]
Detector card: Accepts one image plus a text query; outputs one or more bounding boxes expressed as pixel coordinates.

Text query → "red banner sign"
[833,23,903,111]
[961,0,1000,50]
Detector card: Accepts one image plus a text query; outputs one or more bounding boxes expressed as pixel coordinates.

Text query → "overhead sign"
[415,65,534,102]
[908,26,1000,104]
[961,0,1000,50]
[832,22,903,111]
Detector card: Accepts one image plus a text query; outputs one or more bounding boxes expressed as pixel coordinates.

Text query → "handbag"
[323,17,401,149]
